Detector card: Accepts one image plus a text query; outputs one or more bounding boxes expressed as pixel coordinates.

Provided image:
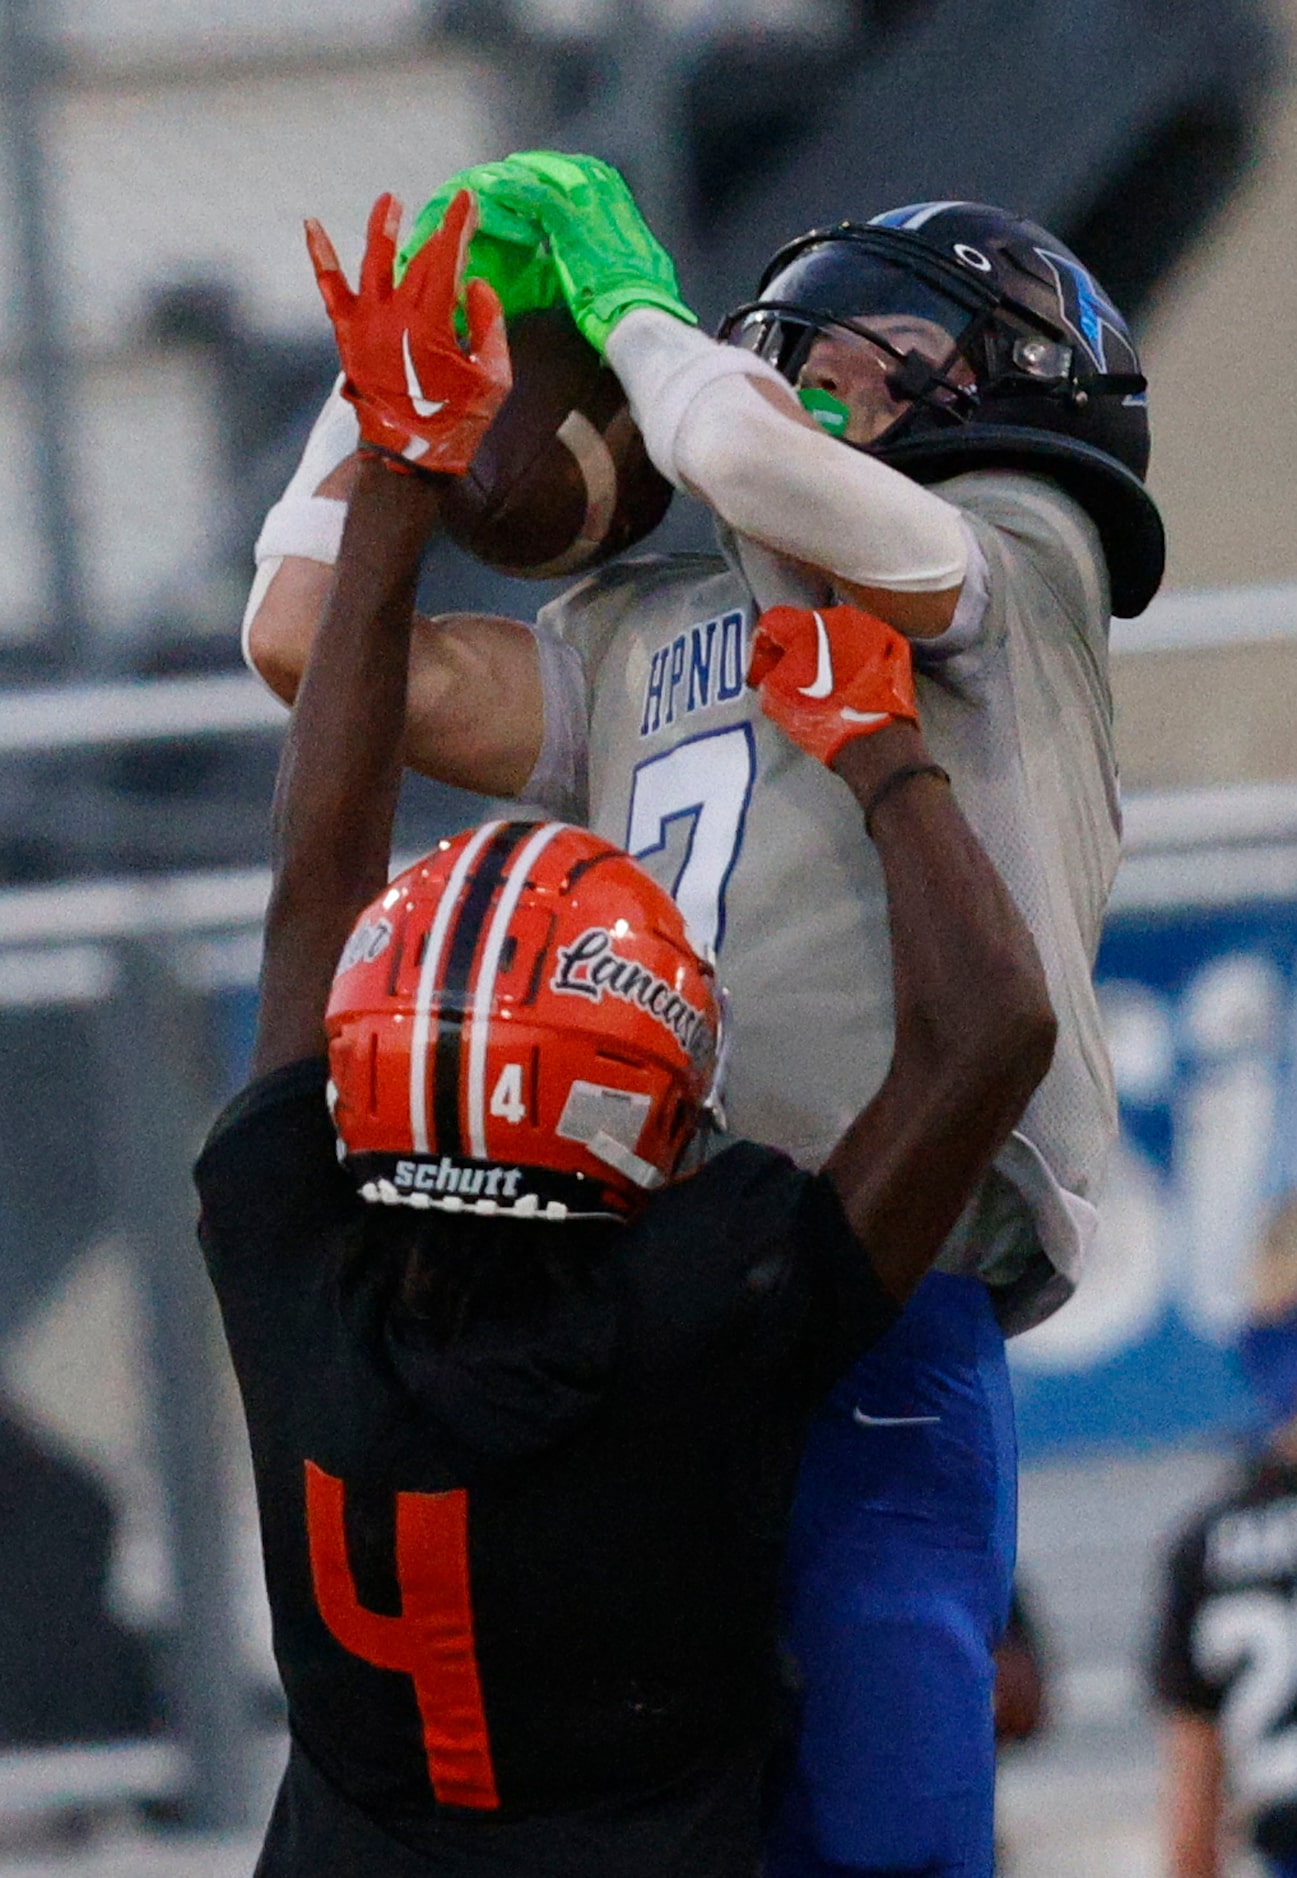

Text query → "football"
[438,306,674,579]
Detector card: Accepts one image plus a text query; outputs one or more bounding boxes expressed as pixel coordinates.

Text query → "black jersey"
[195,1059,896,1877]
[1150,1458,1297,1862]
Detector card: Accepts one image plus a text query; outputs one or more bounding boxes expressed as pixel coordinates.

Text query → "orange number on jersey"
[304,1460,499,1809]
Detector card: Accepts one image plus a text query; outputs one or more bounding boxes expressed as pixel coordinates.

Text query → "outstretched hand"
[748,603,919,770]
[306,188,512,474]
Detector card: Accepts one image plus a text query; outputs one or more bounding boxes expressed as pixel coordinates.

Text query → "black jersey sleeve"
[194,1057,354,1290]
[1148,1520,1222,1716]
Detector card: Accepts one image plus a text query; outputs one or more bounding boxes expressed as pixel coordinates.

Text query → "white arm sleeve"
[517,626,589,823]
[605,308,967,595]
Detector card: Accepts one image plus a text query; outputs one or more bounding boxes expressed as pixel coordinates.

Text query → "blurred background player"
[1150,1194,1297,1878]
[242,152,1162,1877]
[198,185,1054,1877]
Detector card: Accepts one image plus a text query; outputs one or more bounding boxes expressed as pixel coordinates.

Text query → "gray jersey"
[529,470,1119,1332]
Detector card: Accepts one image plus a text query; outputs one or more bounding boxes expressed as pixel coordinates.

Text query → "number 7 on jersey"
[625,725,756,958]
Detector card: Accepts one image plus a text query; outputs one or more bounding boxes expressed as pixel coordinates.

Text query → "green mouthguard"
[798,387,851,437]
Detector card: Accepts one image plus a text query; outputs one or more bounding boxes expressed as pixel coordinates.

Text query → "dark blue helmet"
[720,201,1164,616]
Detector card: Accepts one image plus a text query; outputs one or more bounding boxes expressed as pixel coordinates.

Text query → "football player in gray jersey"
[244,154,1164,1878]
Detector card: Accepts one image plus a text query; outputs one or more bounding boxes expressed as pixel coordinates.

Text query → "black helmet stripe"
[407,819,505,1155]
[463,821,572,1159]
[430,820,541,1159]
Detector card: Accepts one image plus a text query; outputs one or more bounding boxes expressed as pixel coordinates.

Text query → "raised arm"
[252,190,512,1078]
[748,603,1057,1303]
[254,462,442,1078]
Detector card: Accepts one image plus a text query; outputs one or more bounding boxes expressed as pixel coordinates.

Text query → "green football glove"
[402,151,696,356]
[398,158,563,322]
[493,151,697,353]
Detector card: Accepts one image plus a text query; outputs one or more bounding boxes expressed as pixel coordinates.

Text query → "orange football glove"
[747,602,918,768]
[305,188,512,474]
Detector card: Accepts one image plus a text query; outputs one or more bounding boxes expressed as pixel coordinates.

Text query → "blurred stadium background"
[0,0,1295,1871]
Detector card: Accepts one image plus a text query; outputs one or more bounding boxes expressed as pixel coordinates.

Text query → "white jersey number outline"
[1196,1585,1297,1807]
[625,724,756,957]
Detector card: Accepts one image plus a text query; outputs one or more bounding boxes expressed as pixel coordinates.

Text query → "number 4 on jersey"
[304,1461,500,1810]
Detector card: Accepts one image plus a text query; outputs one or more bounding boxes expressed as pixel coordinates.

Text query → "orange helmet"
[325,820,723,1221]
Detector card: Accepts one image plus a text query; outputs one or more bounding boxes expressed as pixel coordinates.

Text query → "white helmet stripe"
[408,820,504,1155]
[465,819,569,1159]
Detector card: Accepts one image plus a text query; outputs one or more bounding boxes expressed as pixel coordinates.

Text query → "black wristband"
[863,762,951,837]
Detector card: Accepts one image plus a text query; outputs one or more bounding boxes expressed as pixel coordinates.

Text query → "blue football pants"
[766,1271,1018,1878]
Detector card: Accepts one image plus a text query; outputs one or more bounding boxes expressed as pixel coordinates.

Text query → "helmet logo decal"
[953,244,992,273]
[552,926,712,1065]
[335,916,393,977]
[1035,248,1130,374]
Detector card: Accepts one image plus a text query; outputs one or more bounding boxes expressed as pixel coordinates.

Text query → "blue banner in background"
[1012,902,1297,1459]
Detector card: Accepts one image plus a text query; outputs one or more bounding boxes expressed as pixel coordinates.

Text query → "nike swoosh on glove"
[305,188,511,474]
[747,603,918,768]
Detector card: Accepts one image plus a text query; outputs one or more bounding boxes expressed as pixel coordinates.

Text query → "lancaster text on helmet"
[551,927,711,1063]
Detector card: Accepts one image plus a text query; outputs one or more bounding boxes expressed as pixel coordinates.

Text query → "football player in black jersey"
[1151,1195,1297,1878]
[196,190,1054,1878]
